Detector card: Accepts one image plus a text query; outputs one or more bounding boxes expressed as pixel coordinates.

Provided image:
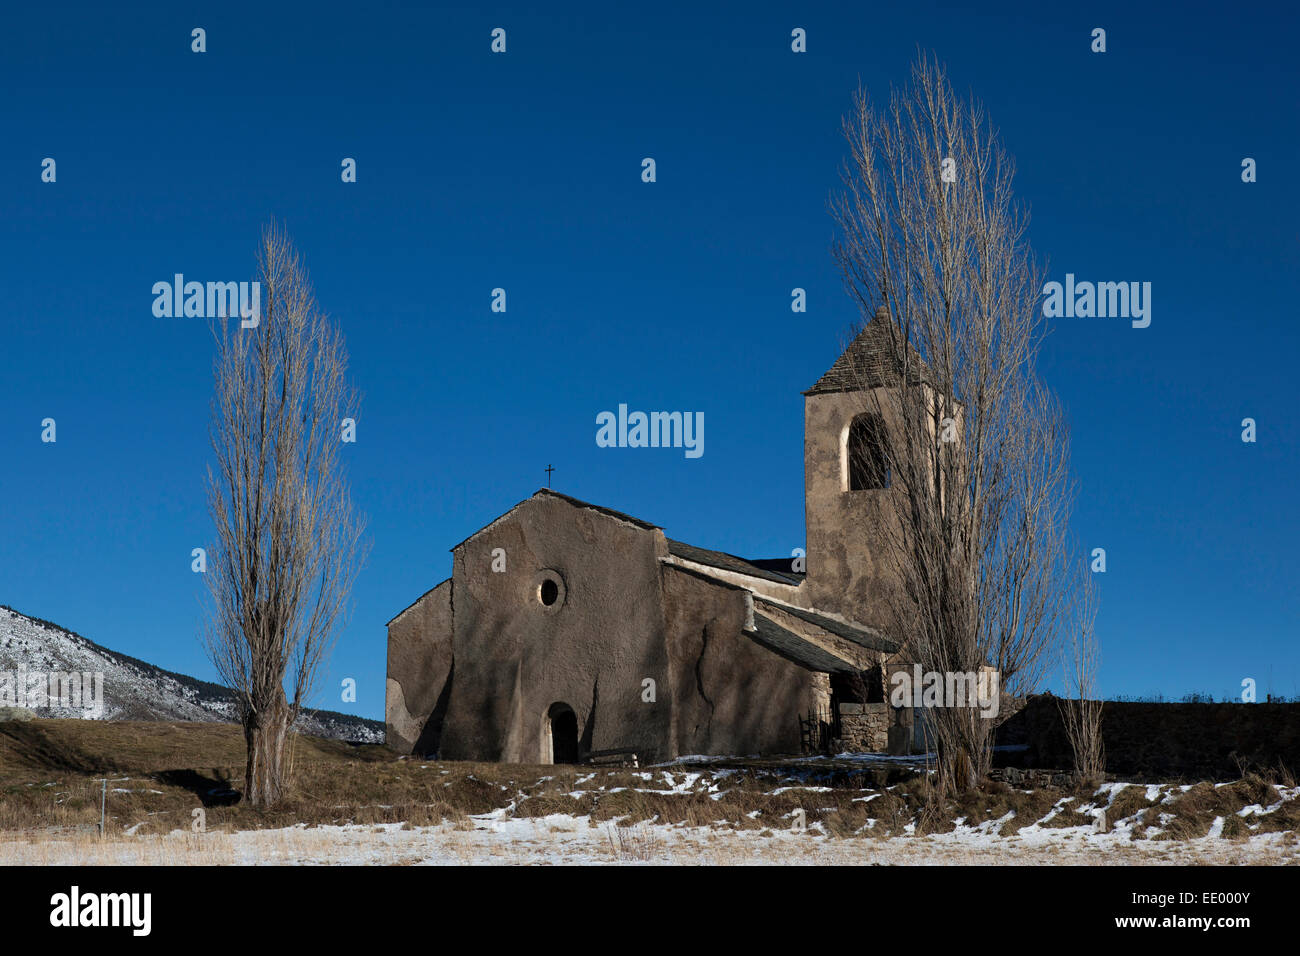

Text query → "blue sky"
[1,1,1296,720]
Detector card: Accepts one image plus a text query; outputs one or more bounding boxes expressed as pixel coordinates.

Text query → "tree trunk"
[242,698,289,807]
[933,708,993,795]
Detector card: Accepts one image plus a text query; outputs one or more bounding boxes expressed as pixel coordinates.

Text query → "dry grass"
[606,823,663,861]
[1038,798,1095,829]
[1,719,1298,855]
[1153,776,1277,841]
[1105,783,1159,825]
[0,718,384,775]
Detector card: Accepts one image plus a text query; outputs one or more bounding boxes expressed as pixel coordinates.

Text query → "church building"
[385,313,923,763]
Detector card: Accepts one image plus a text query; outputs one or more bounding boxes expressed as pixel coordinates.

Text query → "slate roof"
[748,613,857,674]
[745,558,807,581]
[754,596,900,654]
[666,539,802,586]
[805,308,933,395]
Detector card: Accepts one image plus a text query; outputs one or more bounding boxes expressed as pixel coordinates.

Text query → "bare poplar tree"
[203,223,367,806]
[832,53,1080,794]
[1060,573,1104,786]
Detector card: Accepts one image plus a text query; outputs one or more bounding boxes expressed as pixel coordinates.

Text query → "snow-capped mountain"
[0,604,383,743]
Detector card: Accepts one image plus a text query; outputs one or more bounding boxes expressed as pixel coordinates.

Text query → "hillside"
[0,605,383,743]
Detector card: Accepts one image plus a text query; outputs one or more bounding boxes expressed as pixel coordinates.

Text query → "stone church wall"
[385,579,453,754]
[662,564,829,757]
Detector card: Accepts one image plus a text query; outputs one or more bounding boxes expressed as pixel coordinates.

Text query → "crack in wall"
[694,623,714,738]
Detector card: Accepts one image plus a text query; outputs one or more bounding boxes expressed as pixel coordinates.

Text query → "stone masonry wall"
[837,702,891,752]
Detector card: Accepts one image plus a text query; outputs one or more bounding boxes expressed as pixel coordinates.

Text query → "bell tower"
[802,307,918,633]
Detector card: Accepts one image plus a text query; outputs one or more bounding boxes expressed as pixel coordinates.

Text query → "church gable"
[449,488,661,556]
[436,489,672,762]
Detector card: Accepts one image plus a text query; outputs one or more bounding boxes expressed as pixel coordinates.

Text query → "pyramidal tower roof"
[804,306,932,395]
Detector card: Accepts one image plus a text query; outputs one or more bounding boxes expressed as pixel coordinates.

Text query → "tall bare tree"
[832,54,1080,794]
[1060,572,1104,786]
[204,223,367,806]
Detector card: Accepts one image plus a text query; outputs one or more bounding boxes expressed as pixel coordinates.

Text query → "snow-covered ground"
[3,810,1295,866]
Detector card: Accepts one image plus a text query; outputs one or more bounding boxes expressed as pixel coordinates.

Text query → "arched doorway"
[547,702,579,764]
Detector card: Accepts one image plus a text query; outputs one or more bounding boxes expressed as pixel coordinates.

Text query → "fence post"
[100,778,106,837]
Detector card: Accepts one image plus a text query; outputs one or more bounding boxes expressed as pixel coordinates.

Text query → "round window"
[531,569,566,612]
[539,579,559,606]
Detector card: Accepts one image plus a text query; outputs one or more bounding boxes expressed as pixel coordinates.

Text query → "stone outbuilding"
[386,315,923,763]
